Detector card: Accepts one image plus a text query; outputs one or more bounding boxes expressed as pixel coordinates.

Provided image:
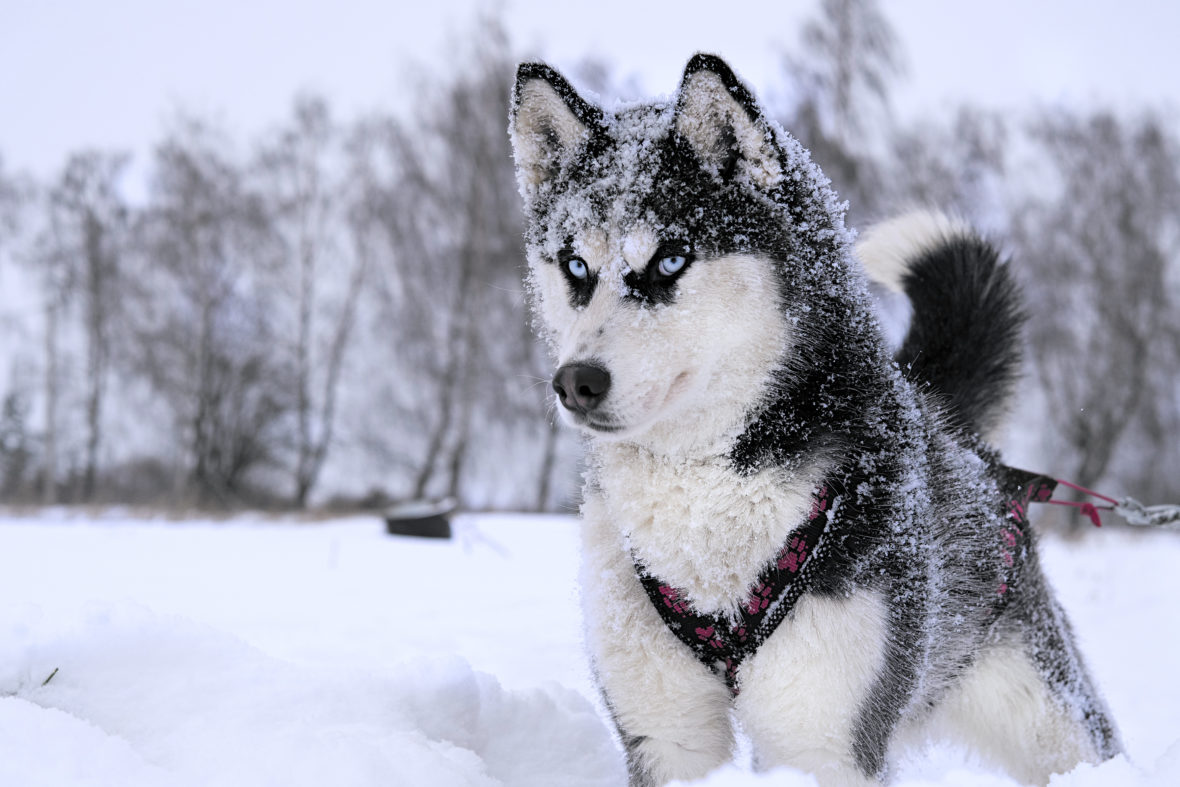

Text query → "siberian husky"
[508,54,1120,786]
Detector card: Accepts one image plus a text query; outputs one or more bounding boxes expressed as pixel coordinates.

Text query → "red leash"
[1045,479,1118,527]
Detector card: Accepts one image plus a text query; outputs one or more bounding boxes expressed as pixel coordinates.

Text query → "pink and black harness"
[634,466,1057,695]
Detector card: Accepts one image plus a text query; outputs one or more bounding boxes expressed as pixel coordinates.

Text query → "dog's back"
[849,213,1122,782]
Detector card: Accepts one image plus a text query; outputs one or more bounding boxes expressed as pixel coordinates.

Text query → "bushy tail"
[856,211,1024,439]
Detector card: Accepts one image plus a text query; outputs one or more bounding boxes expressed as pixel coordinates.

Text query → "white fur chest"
[589,443,824,618]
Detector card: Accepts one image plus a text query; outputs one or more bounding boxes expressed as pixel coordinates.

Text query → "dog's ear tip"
[684,53,730,74]
[515,61,555,85]
[510,61,599,187]
[674,54,780,186]
[682,53,739,85]
[513,62,554,108]
[677,54,762,123]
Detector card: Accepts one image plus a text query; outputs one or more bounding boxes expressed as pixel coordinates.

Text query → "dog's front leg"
[735,589,891,787]
[580,496,735,786]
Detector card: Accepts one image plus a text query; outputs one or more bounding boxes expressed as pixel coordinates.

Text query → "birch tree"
[374,20,542,505]
[254,95,367,506]
[44,151,129,499]
[134,118,293,503]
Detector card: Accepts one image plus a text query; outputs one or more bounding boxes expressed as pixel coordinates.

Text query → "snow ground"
[1,510,1178,786]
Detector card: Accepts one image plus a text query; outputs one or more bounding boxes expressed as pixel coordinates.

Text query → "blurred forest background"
[0,0,1176,518]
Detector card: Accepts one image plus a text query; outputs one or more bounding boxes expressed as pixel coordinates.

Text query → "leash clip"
[1113,497,1180,529]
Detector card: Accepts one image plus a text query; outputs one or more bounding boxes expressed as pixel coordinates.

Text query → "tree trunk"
[412,241,477,502]
[445,420,469,503]
[82,211,106,500]
[192,290,217,502]
[294,245,367,507]
[535,417,560,512]
[294,220,315,506]
[413,380,453,501]
[42,298,58,505]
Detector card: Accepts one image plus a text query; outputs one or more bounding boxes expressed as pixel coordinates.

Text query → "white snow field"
[1,510,1178,786]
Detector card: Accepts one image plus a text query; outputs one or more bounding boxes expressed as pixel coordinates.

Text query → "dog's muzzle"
[552,363,611,415]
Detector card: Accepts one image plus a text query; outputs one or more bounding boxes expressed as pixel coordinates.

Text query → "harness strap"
[1002,466,1180,529]
[994,466,1057,604]
[634,465,1057,695]
[633,461,1175,697]
[634,483,837,694]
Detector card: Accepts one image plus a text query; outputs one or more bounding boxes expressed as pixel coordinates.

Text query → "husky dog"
[508,54,1120,786]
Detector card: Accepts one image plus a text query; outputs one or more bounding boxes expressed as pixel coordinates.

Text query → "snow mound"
[2,515,1180,785]
[682,751,1178,787]
[0,606,623,787]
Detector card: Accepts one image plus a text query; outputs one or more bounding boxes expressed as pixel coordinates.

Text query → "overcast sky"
[3,0,1179,189]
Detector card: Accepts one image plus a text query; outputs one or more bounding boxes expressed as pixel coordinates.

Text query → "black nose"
[552,363,611,415]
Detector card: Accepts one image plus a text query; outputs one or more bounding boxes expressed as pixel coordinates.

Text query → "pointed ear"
[674,54,782,188]
[510,63,602,189]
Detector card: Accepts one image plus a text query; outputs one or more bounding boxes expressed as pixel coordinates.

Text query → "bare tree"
[371,17,549,507]
[0,382,33,498]
[42,151,130,499]
[1014,111,1180,521]
[132,117,293,504]
[254,95,368,506]
[0,160,34,499]
[0,155,22,246]
[23,182,78,503]
[887,107,1009,226]
[359,114,455,500]
[796,0,903,145]
[779,0,905,225]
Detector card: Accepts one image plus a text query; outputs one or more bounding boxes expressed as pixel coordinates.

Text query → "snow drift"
[1,512,1178,785]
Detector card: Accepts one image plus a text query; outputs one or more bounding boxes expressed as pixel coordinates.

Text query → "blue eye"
[657,255,687,277]
[567,257,588,279]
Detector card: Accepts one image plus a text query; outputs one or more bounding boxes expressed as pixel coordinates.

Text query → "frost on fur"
[510,62,602,193]
[509,54,1119,787]
[675,55,784,190]
[508,55,855,365]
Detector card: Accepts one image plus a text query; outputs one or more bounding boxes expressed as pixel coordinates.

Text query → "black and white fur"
[509,55,1120,786]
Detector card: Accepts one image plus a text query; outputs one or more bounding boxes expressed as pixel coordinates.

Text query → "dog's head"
[509,55,851,450]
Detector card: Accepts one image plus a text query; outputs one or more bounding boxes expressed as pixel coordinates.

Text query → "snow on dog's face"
[509,55,852,450]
